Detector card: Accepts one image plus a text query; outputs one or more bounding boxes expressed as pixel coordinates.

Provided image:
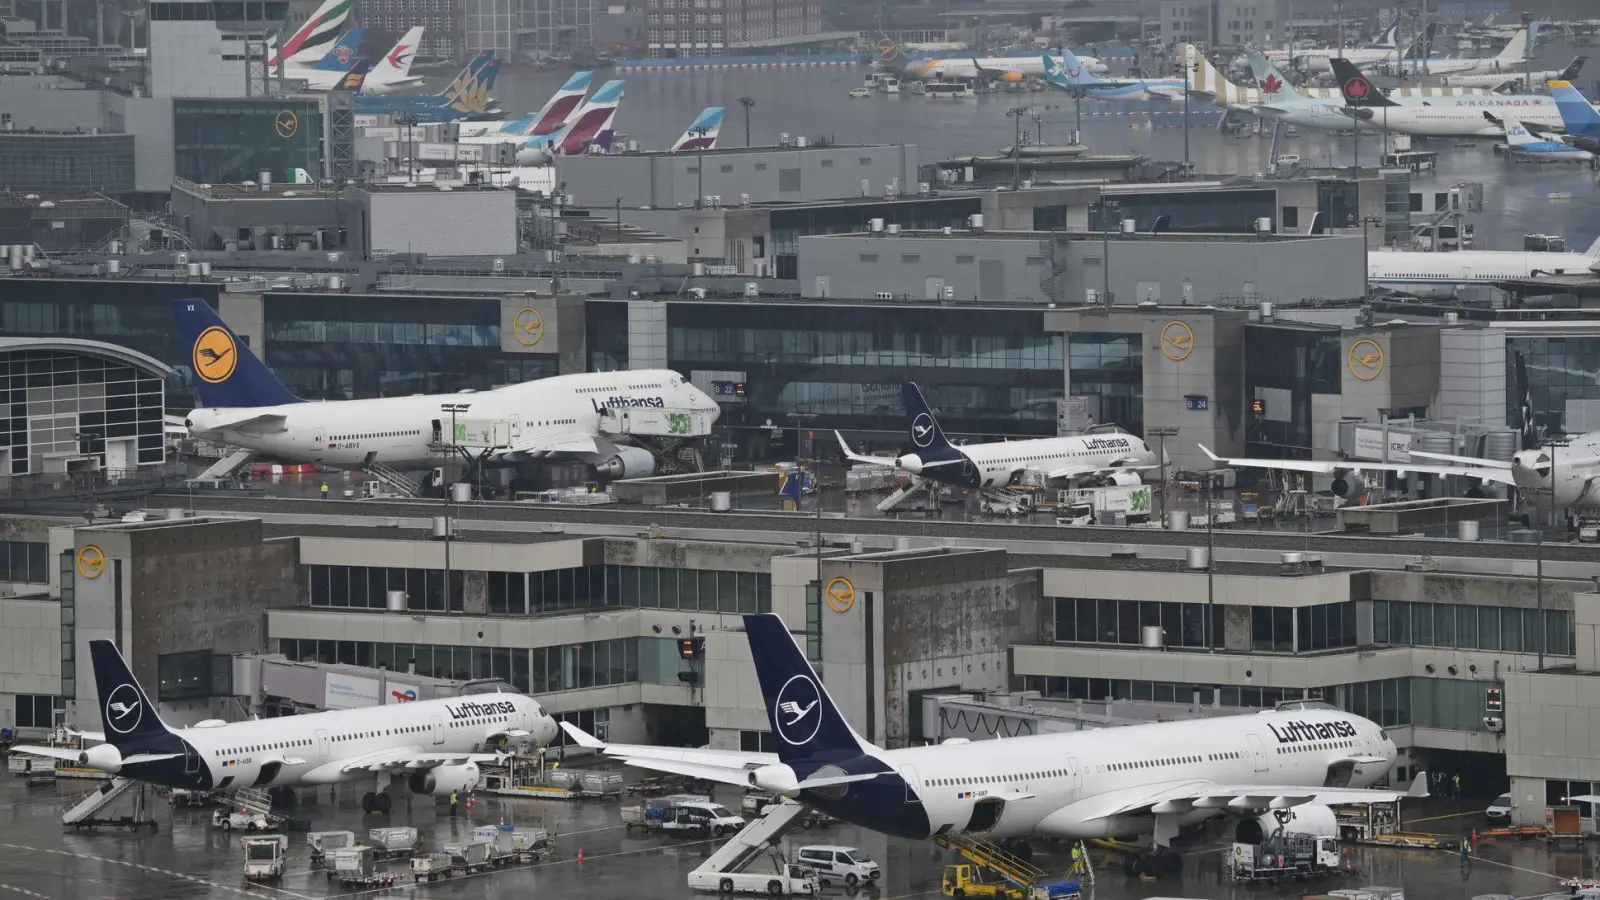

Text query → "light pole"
[1181,57,1197,174]
[690,126,710,208]
[395,112,420,178]
[440,402,470,612]
[1521,11,1534,95]
[737,96,755,147]
[1006,106,1029,189]
[1098,192,1120,306]
[1031,105,1061,147]
[1148,426,1179,521]
[1352,214,1383,296]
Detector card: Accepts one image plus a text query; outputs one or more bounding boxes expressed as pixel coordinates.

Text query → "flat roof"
[0,336,172,376]
[571,142,913,160]
[804,229,1346,244]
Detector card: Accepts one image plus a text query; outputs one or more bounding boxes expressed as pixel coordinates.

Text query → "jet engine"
[895,453,926,475]
[748,763,800,795]
[1330,471,1367,499]
[408,763,481,796]
[515,142,556,167]
[594,445,656,480]
[1103,471,1143,486]
[1237,804,1336,844]
[79,743,125,773]
[999,70,1025,83]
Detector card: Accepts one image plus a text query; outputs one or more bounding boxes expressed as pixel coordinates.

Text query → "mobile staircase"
[63,777,158,832]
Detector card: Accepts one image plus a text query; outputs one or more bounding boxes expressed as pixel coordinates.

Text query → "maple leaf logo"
[1261,74,1283,94]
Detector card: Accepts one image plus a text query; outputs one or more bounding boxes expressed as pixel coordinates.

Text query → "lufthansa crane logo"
[514,307,545,346]
[1160,321,1194,361]
[911,412,936,447]
[1348,339,1385,380]
[192,326,238,384]
[773,674,823,746]
[825,577,855,613]
[77,545,106,579]
[104,683,142,734]
[274,110,299,138]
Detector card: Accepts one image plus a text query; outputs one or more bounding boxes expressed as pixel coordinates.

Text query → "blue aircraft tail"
[170,299,301,408]
[1043,49,1098,87]
[1549,81,1600,136]
[436,50,495,97]
[312,27,365,72]
[743,614,867,763]
[91,640,179,752]
[902,382,964,464]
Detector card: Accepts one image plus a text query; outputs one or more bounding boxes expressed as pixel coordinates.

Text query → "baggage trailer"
[329,845,398,888]
[411,851,454,883]
[445,838,494,874]
[368,826,422,859]
[1547,805,1584,845]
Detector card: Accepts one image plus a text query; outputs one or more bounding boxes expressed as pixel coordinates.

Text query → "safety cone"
[577,848,585,863]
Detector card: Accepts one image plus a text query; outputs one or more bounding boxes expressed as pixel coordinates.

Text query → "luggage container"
[446,838,494,874]
[368,825,421,858]
[306,830,356,863]
[411,851,454,882]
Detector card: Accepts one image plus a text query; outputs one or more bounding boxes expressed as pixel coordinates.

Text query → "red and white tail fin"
[267,0,354,69]
[365,25,424,89]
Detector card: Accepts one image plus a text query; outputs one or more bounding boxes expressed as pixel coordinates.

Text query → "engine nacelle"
[594,445,656,480]
[515,143,556,167]
[1330,471,1367,499]
[79,743,124,773]
[895,453,925,475]
[1104,471,1143,486]
[408,763,481,797]
[748,763,800,796]
[1239,803,1337,844]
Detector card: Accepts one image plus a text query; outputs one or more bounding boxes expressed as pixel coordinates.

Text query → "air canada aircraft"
[173,298,718,481]
[836,383,1160,490]
[566,614,1422,875]
[14,641,558,812]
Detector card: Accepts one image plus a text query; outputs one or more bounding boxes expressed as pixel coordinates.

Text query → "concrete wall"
[148,20,251,98]
[0,76,114,130]
[1340,325,1443,422]
[1053,234,1366,307]
[360,188,517,257]
[1437,327,1508,428]
[555,145,920,208]
[170,189,345,250]
[0,596,63,732]
[1505,592,1600,824]
[799,233,1047,302]
[114,95,177,193]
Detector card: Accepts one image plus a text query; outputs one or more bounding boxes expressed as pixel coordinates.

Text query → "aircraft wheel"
[360,792,375,813]
[1162,852,1184,876]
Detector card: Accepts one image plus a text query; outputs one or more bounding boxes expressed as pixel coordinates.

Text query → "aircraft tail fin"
[268,0,354,68]
[170,299,301,408]
[552,79,625,154]
[671,106,724,151]
[528,70,594,137]
[1587,235,1600,257]
[337,57,370,92]
[742,614,869,763]
[436,51,494,97]
[90,640,177,750]
[902,382,964,463]
[1495,26,1530,66]
[873,33,909,73]
[1558,56,1588,82]
[1514,350,1537,449]
[311,27,364,72]
[1244,48,1302,102]
[1504,120,1539,146]
[1043,48,1099,88]
[1330,57,1399,107]
[1182,43,1242,105]
[371,25,424,82]
[1547,81,1600,134]
[1371,20,1400,49]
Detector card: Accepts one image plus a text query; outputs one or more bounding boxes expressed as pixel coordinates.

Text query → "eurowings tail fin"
[528,70,594,137]
[743,614,870,763]
[170,299,301,408]
[671,107,724,151]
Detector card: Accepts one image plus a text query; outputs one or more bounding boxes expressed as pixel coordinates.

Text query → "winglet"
[1197,443,1222,463]
[835,430,886,466]
[1405,770,1429,799]
[560,721,606,749]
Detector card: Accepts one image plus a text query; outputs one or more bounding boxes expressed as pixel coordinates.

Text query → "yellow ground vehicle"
[942,864,1021,899]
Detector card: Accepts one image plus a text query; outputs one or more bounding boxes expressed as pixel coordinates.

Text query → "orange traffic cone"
[577,848,585,863]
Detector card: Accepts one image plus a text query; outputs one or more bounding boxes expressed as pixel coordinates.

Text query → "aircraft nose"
[536,713,559,746]
[897,453,924,475]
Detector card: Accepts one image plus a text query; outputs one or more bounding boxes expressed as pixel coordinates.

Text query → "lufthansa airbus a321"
[565,614,1423,876]
[14,641,559,813]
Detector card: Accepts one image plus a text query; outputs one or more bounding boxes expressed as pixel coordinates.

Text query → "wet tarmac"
[0,772,1586,900]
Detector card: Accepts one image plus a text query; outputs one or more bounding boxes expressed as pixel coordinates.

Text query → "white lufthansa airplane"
[1366,236,1600,298]
[1199,444,1516,503]
[1439,56,1586,91]
[1371,25,1531,77]
[173,299,717,479]
[14,640,558,812]
[1261,22,1404,74]
[565,614,1420,875]
[836,383,1160,491]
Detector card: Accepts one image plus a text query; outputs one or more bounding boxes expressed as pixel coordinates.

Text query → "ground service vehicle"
[243,835,288,880]
[411,851,454,882]
[943,864,1023,898]
[1485,792,1512,824]
[623,794,745,836]
[795,845,879,887]
[687,863,819,895]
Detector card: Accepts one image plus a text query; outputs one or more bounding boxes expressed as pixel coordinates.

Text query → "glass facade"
[0,541,49,583]
[309,562,772,616]
[1245,324,1342,457]
[174,98,324,185]
[585,301,628,372]
[668,303,1064,440]
[0,349,166,475]
[1068,333,1142,435]
[1052,597,1224,650]
[263,294,555,399]
[1509,336,1600,434]
[278,637,638,695]
[1323,677,1409,728]
[0,135,134,195]
[1373,598,1572,657]
[1,281,220,410]
[12,694,67,729]
[1084,190,1276,234]
[1021,675,1301,709]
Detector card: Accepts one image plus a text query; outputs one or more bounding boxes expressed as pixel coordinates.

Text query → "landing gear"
[360,792,393,813]
[999,839,1034,862]
[268,787,297,809]
[1124,850,1183,877]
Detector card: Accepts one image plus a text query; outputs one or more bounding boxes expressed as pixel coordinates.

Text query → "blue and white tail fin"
[902,382,963,464]
[1557,57,1588,83]
[1548,81,1600,135]
[1043,50,1098,88]
[170,299,301,408]
[671,107,723,151]
[311,27,364,72]
[743,614,869,763]
[436,51,494,97]
[91,640,177,751]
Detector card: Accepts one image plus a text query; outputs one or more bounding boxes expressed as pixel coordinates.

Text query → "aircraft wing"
[562,721,775,786]
[209,413,289,433]
[835,430,898,467]
[1059,773,1426,821]
[339,749,509,774]
[1198,444,1518,485]
[10,745,183,766]
[1041,462,1161,481]
[495,430,604,459]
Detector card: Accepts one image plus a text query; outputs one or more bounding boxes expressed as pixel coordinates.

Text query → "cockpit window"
[1379,729,1389,741]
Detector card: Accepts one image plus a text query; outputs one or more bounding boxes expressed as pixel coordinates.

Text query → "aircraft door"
[1067,757,1081,798]
[1246,733,1269,772]
[431,715,445,745]
[184,740,200,775]
[316,729,330,761]
[899,764,920,803]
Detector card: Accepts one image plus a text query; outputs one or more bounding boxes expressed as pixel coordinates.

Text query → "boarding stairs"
[935,835,1045,888]
[360,459,423,496]
[877,477,940,513]
[691,799,810,877]
[196,449,254,481]
[232,786,277,819]
[978,487,1034,517]
[62,776,156,830]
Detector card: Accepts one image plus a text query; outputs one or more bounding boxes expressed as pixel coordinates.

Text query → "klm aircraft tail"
[1331,57,1399,107]
[743,614,869,763]
[170,299,301,408]
[311,27,364,72]
[91,640,179,752]
[1244,48,1303,103]
[1548,81,1600,136]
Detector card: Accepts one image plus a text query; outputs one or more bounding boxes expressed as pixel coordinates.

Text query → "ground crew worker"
[1460,836,1471,867]
[1070,842,1083,874]
[449,790,458,818]
[320,481,329,499]
[1453,774,1462,800]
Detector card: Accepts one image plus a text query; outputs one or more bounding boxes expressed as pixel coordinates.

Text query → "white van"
[795,846,880,887]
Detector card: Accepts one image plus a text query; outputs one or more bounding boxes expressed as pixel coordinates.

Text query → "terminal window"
[0,541,48,583]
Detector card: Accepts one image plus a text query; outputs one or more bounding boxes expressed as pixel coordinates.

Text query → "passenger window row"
[1110,754,1208,772]
[331,429,421,441]
[1277,740,1352,754]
